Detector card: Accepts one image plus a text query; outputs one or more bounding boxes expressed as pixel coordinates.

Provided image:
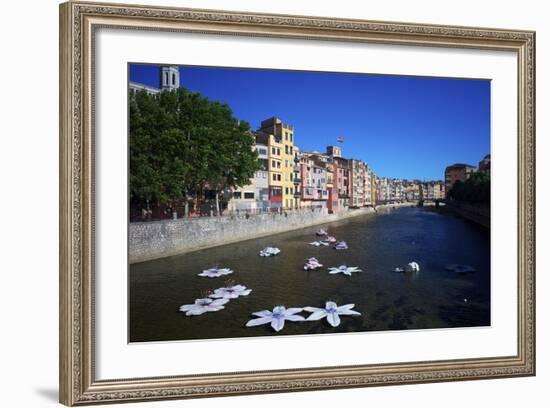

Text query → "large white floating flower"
[328,265,362,276]
[179,297,229,316]
[259,247,281,257]
[406,262,420,272]
[304,257,323,270]
[197,267,234,278]
[210,284,252,299]
[304,301,361,327]
[246,306,305,332]
[309,241,329,247]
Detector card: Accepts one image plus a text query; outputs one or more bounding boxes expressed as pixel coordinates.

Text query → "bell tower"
[160,66,180,91]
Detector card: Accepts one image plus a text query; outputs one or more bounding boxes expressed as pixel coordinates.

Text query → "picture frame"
[59,1,536,405]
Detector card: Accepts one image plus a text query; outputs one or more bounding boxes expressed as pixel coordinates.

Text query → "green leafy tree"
[129,88,261,217]
[449,171,490,204]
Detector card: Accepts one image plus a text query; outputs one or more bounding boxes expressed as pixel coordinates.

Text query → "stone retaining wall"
[129,207,368,263]
[446,201,490,228]
[129,203,418,264]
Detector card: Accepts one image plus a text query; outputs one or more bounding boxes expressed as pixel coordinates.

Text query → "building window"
[258,148,267,156]
[285,145,289,154]
[277,174,281,181]
[272,174,276,181]
[290,134,293,142]
[290,173,293,181]
[277,148,281,156]
[271,160,276,168]
[172,73,176,85]
[244,192,254,199]
[233,192,242,199]
[285,187,289,195]
[277,161,281,169]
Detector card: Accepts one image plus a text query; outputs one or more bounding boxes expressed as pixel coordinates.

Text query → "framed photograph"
[59,1,536,405]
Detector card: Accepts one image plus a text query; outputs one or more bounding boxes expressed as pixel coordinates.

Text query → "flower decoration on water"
[210,284,252,299]
[179,297,229,316]
[246,306,305,332]
[304,301,361,327]
[328,265,362,276]
[197,267,234,278]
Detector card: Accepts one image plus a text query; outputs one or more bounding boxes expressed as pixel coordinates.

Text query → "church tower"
[160,66,180,91]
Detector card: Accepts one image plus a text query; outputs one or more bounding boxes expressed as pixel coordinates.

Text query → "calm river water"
[129,207,490,342]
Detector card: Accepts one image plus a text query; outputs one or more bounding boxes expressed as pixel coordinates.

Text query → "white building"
[129,65,179,95]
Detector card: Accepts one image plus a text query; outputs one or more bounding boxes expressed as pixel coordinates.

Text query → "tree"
[129,88,262,217]
[449,171,490,204]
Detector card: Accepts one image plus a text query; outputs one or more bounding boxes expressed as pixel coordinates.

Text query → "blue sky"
[129,64,490,181]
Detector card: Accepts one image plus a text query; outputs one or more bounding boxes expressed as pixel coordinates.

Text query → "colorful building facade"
[258,117,297,210]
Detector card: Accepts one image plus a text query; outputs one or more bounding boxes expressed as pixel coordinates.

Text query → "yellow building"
[259,117,298,209]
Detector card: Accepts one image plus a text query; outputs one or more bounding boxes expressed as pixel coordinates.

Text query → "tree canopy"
[129,88,261,212]
[449,171,490,204]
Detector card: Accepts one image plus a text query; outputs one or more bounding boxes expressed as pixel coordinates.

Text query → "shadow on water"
[129,207,490,342]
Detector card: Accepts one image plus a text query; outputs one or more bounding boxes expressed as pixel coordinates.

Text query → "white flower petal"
[285,307,303,315]
[273,306,287,315]
[271,317,285,332]
[285,314,305,322]
[246,316,273,327]
[241,289,252,296]
[205,306,224,312]
[338,309,361,316]
[325,301,338,310]
[186,307,207,316]
[303,306,324,313]
[326,311,341,327]
[210,298,229,307]
[336,303,355,311]
[252,310,272,317]
[306,310,328,321]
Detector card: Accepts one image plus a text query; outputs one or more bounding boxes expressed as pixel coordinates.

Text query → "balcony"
[293,177,302,184]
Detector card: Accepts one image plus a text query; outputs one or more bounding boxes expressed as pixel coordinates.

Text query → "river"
[129,206,490,342]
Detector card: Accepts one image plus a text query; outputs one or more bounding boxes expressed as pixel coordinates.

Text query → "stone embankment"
[129,202,415,264]
[445,201,490,228]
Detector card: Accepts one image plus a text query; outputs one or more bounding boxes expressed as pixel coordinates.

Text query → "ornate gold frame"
[59,1,536,405]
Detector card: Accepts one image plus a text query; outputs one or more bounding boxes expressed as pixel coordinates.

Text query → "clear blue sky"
[129,64,490,181]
